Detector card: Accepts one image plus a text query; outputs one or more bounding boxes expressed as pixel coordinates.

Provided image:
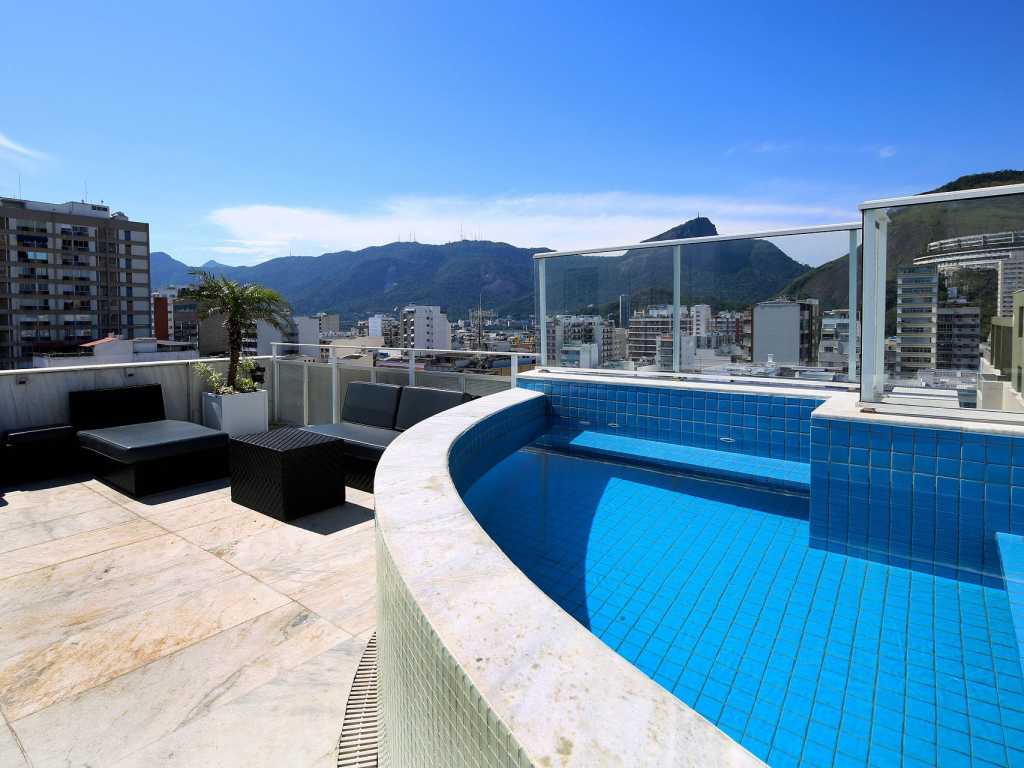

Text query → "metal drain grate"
[337,633,379,768]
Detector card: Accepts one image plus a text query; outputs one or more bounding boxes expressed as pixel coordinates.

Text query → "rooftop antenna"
[17,172,22,199]
[84,180,88,202]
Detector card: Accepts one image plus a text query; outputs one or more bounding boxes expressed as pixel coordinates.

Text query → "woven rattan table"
[230,427,346,520]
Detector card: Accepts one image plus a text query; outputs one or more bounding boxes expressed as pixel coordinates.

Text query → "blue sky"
[2,0,1021,266]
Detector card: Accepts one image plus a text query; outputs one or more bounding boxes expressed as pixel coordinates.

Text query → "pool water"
[463,446,1024,768]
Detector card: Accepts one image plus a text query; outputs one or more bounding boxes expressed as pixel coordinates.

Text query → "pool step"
[537,430,810,493]
[996,532,1024,674]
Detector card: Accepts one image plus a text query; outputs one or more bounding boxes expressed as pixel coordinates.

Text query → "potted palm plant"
[190,271,291,436]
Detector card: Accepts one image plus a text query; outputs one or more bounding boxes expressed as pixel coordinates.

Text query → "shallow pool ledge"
[374,388,764,768]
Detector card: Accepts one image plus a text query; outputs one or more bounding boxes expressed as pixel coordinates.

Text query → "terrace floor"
[0,475,376,768]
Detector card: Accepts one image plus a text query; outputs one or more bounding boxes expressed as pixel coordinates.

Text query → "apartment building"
[0,197,151,369]
[896,265,982,377]
[151,285,195,343]
[544,315,616,367]
[895,266,939,376]
[399,305,451,350]
[818,308,860,371]
[936,305,981,370]
[751,298,820,365]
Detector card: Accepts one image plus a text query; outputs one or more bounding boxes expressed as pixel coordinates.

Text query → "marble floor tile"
[107,633,367,768]
[136,496,254,532]
[0,486,117,531]
[0,519,164,580]
[0,718,28,768]
[0,533,192,614]
[175,508,284,550]
[0,504,137,554]
[11,604,349,767]
[293,564,377,636]
[0,545,237,662]
[0,573,289,720]
[111,480,231,515]
[0,480,101,511]
[213,523,375,591]
[260,526,376,597]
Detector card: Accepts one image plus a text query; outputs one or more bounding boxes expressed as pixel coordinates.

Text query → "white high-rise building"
[400,305,451,350]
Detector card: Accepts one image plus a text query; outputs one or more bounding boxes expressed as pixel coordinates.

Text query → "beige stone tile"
[262,526,376,596]
[0,533,192,615]
[0,545,237,663]
[108,633,366,768]
[0,504,137,554]
[289,502,374,538]
[0,480,101,511]
[138,497,252,532]
[12,604,349,767]
[0,719,28,768]
[215,524,375,595]
[0,486,118,531]
[0,573,289,720]
[0,519,164,581]
[293,564,377,636]
[115,480,231,515]
[175,508,283,550]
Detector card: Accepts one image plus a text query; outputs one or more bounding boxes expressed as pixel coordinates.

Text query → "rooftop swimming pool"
[463,440,1024,768]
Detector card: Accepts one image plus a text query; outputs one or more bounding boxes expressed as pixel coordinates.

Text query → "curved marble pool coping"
[374,387,764,767]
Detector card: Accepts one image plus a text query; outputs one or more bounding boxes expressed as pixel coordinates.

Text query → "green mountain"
[778,170,1024,332]
[153,240,547,319]
[544,216,810,316]
[153,216,812,320]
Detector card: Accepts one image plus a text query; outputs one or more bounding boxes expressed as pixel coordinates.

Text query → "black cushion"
[78,420,228,464]
[341,382,402,429]
[69,384,166,431]
[301,422,398,462]
[394,386,469,431]
[4,424,76,446]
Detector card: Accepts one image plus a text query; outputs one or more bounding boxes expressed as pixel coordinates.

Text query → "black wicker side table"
[230,428,346,521]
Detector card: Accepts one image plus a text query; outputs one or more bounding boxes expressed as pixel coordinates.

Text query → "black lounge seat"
[71,384,229,497]
[302,383,469,488]
[2,424,77,485]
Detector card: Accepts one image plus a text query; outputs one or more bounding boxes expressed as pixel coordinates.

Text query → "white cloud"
[206,192,856,265]
[877,145,897,159]
[0,132,46,160]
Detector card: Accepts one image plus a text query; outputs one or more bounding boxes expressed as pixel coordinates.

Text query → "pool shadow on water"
[462,444,809,633]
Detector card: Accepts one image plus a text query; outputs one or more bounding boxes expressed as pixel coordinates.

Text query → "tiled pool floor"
[464,447,1024,768]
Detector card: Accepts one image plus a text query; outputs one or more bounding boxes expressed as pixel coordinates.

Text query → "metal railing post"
[510,353,518,387]
[302,361,309,425]
[538,259,547,365]
[672,245,681,373]
[408,350,416,386]
[848,228,859,381]
[331,354,339,424]
[272,343,280,423]
[860,209,888,402]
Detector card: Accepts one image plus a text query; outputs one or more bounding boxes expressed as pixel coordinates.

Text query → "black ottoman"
[230,428,347,521]
[2,424,77,486]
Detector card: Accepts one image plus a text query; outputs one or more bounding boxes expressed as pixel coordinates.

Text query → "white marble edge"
[374,387,764,767]
[519,368,846,400]
[811,392,1024,438]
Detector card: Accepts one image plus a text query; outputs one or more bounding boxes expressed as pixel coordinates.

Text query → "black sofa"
[71,384,230,497]
[301,382,469,488]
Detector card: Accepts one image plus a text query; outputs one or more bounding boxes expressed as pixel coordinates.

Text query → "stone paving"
[0,475,376,768]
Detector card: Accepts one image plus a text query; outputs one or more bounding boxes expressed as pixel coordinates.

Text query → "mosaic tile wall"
[812,417,1024,587]
[376,535,533,768]
[518,378,824,463]
[449,394,547,494]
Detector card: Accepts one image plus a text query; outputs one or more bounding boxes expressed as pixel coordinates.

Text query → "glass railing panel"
[536,227,861,384]
[864,189,1024,413]
[275,359,306,425]
[306,362,333,425]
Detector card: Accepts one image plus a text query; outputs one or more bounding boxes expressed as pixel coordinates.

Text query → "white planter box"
[202,390,269,437]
